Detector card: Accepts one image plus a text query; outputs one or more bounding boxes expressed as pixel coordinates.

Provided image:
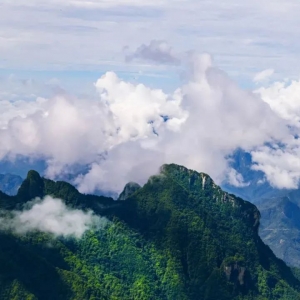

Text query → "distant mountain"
[222,150,300,269]
[0,174,23,196]
[0,165,299,299]
[256,189,300,268]
[222,149,288,203]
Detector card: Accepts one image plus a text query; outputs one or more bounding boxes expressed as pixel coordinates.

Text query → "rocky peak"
[159,164,260,230]
[118,182,141,200]
[17,170,44,202]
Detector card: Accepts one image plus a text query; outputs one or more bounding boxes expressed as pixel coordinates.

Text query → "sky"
[1,1,300,195]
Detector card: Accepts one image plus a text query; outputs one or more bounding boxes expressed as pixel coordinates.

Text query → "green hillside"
[0,165,299,299]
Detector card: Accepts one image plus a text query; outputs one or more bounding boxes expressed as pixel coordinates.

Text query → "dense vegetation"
[0,165,300,299]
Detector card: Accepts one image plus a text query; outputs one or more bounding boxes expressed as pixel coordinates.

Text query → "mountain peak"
[26,170,42,181]
[118,182,141,200]
[17,170,44,202]
[157,163,261,231]
[160,163,215,191]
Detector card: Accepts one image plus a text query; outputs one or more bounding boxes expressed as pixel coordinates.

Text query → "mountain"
[222,149,287,203]
[256,188,300,268]
[0,174,23,196]
[222,150,300,269]
[0,165,299,299]
[118,182,141,200]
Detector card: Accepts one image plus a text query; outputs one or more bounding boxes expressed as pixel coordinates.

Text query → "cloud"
[251,144,300,189]
[75,53,288,192]
[0,51,300,192]
[0,196,107,238]
[0,71,187,180]
[246,79,300,189]
[125,40,180,65]
[2,0,300,81]
[7,0,169,8]
[226,168,250,187]
[0,95,115,175]
[253,69,274,83]
[95,71,187,138]
[255,79,300,127]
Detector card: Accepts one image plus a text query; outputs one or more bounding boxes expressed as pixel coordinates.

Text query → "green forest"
[0,164,300,299]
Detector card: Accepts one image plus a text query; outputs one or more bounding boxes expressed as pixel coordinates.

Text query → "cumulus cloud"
[76,53,288,192]
[246,79,300,188]
[255,79,300,127]
[0,196,107,238]
[253,69,274,83]
[251,144,300,189]
[0,70,187,185]
[0,95,115,176]
[0,51,299,192]
[125,40,180,65]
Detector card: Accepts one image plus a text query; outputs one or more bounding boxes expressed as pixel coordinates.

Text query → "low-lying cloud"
[0,196,107,238]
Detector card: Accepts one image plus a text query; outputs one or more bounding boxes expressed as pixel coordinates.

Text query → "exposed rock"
[224,262,246,285]
[118,182,141,200]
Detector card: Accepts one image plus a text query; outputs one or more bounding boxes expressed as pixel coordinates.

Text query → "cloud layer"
[1,52,298,193]
[0,196,106,238]
[1,0,300,82]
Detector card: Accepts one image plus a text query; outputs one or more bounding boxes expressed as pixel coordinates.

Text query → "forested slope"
[0,165,299,299]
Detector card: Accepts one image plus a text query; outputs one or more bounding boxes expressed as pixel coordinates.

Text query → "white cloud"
[226,168,250,187]
[255,79,300,127]
[0,70,187,183]
[253,69,274,83]
[75,53,288,192]
[0,95,115,174]
[246,79,300,189]
[0,196,106,238]
[251,144,300,189]
[75,141,166,193]
[95,71,187,139]
[1,51,300,192]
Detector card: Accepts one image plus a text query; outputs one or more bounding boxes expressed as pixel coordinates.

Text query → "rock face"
[0,174,23,196]
[118,182,141,200]
[224,262,246,286]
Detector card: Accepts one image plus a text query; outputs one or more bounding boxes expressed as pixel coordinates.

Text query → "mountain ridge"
[0,164,299,299]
